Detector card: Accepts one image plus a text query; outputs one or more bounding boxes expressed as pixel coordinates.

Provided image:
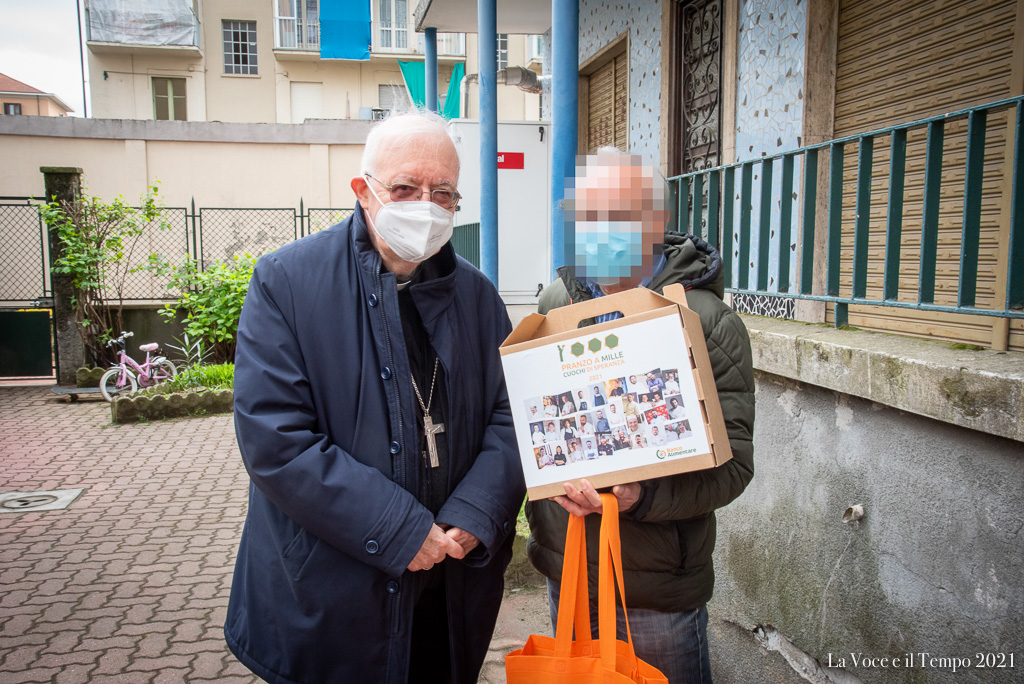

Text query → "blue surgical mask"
[573,221,645,285]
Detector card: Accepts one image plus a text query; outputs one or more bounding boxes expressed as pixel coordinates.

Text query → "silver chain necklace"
[410,358,444,468]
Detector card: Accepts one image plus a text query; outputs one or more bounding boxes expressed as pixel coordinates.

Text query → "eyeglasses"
[365,174,461,209]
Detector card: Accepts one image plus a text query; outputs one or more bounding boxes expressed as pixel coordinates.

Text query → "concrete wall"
[708,317,1024,683]
[0,116,371,208]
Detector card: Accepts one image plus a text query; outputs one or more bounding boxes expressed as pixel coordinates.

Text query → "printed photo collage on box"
[523,368,695,470]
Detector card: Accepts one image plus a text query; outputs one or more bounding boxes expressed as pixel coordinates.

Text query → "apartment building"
[84,0,542,123]
[0,73,74,117]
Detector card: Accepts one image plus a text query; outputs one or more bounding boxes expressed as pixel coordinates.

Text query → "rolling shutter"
[290,82,323,124]
[832,0,1019,349]
[585,52,628,153]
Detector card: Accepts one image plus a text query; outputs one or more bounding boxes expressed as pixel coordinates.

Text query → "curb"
[111,388,234,423]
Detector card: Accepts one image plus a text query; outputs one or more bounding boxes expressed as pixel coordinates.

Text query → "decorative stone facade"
[732,0,805,299]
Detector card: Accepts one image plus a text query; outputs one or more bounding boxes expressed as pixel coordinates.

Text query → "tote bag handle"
[554,495,643,676]
[598,494,640,676]
[553,510,593,658]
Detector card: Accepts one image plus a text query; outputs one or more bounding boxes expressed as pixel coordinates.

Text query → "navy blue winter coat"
[225,206,526,684]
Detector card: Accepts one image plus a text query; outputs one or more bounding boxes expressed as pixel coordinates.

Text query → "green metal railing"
[669,94,1024,326]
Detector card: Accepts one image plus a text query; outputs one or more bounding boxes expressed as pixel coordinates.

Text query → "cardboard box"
[499,284,732,500]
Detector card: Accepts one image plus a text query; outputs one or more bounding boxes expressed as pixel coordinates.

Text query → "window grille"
[497,33,509,70]
[224,20,259,75]
[378,0,408,50]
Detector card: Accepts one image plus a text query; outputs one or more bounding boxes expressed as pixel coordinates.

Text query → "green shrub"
[164,363,235,392]
[151,253,257,363]
[40,184,170,365]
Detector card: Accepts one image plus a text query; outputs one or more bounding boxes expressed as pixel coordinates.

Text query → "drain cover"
[0,489,84,513]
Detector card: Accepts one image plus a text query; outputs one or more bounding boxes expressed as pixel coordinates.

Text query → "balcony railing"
[374,30,466,57]
[667,95,1024,328]
[85,0,199,49]
[275,16,320,51]
[437,32,466,57]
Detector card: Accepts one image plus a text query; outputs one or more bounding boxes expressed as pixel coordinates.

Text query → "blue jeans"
[547,579,712,684]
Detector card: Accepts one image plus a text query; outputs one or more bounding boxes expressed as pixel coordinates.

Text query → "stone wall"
[708,317,1024,683]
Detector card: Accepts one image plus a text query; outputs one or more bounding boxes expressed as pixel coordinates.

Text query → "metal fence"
[669,94,1024,327]
[0,202,486,304]
[0,199,49,303]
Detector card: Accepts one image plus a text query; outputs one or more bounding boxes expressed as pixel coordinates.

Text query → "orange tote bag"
[505,494,669,684]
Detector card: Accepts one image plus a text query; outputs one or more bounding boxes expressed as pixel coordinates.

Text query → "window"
[579,38,628,153]
[496,33,508,70]
[224,20,259,75]
[527,34,544,63]
[377,0,408,50]
[3,103,21,115]
[671,0,722,175]
[378,83,412,117]
[291,82,323,123]
[153,77,187,120]
[275,0,319,50]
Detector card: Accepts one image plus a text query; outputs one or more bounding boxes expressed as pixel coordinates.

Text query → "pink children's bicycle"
[99,331,178,402]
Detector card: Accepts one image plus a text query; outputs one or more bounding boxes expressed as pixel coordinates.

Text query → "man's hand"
[445,527,480,555]
[554,478,641,517]
[407,523,465,571]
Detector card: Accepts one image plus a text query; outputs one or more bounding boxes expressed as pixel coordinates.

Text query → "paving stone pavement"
[0,386,549,683]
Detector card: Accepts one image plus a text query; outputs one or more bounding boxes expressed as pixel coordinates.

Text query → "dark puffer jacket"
[526,231,755,612]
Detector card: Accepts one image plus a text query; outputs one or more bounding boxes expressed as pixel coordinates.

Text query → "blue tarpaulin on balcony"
[398,61,464,119]
[320,0,370,60]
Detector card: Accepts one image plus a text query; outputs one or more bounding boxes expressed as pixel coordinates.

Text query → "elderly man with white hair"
[226,110,525,684]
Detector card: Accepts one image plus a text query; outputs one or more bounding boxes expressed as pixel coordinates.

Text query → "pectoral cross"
[423,414,445,468]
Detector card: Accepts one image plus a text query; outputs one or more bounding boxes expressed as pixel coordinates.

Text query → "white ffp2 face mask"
[364,178,455,263]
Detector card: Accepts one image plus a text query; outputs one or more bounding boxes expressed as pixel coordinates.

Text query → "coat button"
[368,293,378,307]
[503,521,511,533]
[390,441,401,454]
[381,366,391,380]
[386,580,399,594]
[365,540,379,554]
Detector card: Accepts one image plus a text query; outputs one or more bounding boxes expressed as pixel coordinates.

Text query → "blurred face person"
[627,415,639,432]
[567,151,669,292]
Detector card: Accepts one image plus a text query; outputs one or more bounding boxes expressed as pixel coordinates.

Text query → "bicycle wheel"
[153,359,178,383]
[100,368,138,402]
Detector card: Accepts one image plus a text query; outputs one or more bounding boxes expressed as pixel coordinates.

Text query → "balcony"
[275,16,320,53]
[85,0,201,57]
[372,30,466,59]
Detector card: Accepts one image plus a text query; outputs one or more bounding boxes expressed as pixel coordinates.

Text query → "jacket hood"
[558,231,725,301]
